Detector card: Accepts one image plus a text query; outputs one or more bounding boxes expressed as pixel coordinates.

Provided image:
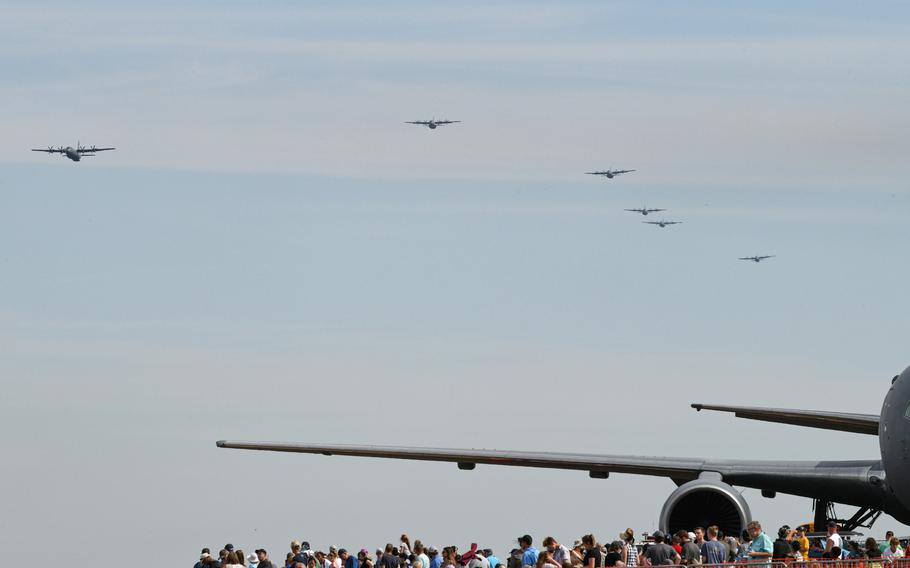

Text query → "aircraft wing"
[31,148,63,153]
[79,147,115,153]
[436,120,460,124]
[216,440,885,508]
[615,169,635,174]
[691,404,879,435]
[217,440,707,478]
[405,121,429,125]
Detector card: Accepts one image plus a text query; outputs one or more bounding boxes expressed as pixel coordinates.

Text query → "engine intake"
[659,478,751,537]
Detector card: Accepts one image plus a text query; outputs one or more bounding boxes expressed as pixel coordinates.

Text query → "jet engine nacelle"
[659,478,752,537]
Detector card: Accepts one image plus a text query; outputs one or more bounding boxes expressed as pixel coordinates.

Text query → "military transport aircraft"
[625,207,666,216]
[644,219,682,228]
[739,255,775,263]
[32,141,115,162]
[585,169,635,179]
[219,367,910,538]
[405,119,461,130]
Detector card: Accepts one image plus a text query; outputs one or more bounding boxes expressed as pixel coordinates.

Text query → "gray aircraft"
[739,255,775,263]
[586,169,635,179]
[625,207,665,216]
[644,219,682,228]
[219,367,910,537]
[32,141,115,162]
[405,119,461,130]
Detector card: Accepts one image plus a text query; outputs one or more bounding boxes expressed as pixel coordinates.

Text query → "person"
[340,550,358,568]
[604,542,624,568]
[678,532,700,566]
[883,538,905,559]
[824,522,842,556]
[543,537,570,568]
[670,535,682,558]
[401,536,412,557]
[619,530,637,568]
[580,535,602,568]
[292,543,309,566]
[537,552,560,568]
[257,550,275,568]
[569,542,584,567]
[414,542,431,568]
[773,527,794,560]
[864,539,882,559]
[693,529,705,549]
[427,548,442,568]
[224,552,245,568]
[484,549,501,568]
[360,551,374,568]
[197,549,213,568]
[880,532,897,553]
[518,536,539,568]
[746,521,773,566]
[381,545,401,568]
[642,532,679,567]
[701,526,727,565]
[248,553,260,568]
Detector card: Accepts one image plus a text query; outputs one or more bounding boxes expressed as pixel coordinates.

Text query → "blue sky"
[1,1,909,564]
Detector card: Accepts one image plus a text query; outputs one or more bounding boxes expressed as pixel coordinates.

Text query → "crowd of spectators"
[193,524,906,568]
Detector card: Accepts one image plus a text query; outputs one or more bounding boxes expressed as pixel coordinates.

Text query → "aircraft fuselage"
[64,147,80,161]
[880,367,910,521]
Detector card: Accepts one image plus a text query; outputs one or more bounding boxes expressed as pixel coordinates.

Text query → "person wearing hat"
[248,553,260,568]
[257,550,274,568]
[823,521,842,556]
[196,549,213,568]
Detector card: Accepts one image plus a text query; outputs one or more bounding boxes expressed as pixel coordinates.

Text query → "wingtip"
[216,440,227,448]
[691,404,703,411]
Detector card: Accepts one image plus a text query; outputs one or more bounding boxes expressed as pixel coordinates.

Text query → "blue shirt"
[751,533,773,555]
[429,556,442,568]
[345,558,359,568]
[487,556,501,568]
[522,548,539,567]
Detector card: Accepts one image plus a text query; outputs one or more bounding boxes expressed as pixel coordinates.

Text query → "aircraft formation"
[586,164,774,262]
[31,123,771,264]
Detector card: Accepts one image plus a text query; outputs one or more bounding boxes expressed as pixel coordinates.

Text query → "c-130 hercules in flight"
[32,141,115,162]
[586,168,635,179]
[405,118,461,130]
[219,366,910,538]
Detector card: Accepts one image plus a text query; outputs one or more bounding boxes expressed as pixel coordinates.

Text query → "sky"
[1,0,910,563]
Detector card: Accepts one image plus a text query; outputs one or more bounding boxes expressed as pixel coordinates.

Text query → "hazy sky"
[2,1,909,564]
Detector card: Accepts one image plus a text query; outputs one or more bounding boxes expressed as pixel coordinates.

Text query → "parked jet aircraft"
[586,169,635,179]
[32,141,115,162]
[405,119,460,130]
[644,219,682,228]
[625,207,665,216]
[739,255,775,263]
[219,366,910,537]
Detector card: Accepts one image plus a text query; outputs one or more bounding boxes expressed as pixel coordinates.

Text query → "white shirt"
[883,548,904,559]
[826,533,842,551]
[551,546,570,566]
